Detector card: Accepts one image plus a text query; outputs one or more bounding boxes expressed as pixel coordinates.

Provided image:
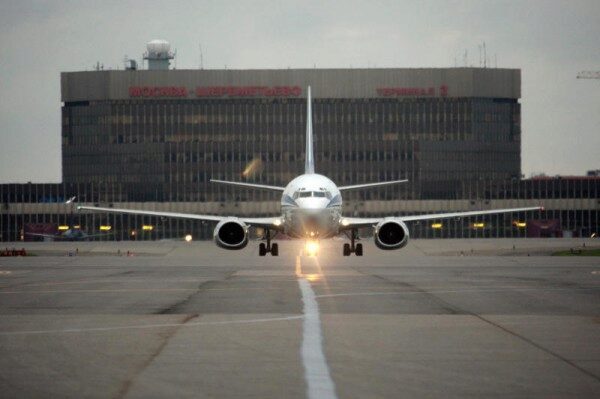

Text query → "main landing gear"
[343,228,363,256]
[259,228,278,256]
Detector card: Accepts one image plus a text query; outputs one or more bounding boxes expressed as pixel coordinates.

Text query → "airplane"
[25,228,112,242]
[78,87,542,256]
[27,197,113,242]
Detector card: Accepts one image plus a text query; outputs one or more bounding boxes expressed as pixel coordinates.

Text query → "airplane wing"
[77,206,283,229]
[24,232,60,239]
[338,179,408,191]
[210,179,285,191]
[340,206,543,229]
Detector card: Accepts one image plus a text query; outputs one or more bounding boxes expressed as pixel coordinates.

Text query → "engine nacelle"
[374,219,410,250]
[213,219,249,250]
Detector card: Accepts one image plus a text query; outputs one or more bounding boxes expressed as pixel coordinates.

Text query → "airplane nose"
[302,214,322,238]
[296,198,329,209]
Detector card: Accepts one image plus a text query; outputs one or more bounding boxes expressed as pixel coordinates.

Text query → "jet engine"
[374,219,410,250]
[213,219,249,250]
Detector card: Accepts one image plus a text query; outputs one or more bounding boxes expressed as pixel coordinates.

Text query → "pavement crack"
[369,273,464,315]
[472,314,600,383]
[154,272,236,314]
[114,313,199,399]
[364,271,600,383]
[154,281,210,314]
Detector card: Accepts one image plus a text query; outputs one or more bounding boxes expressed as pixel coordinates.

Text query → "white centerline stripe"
[298,277,337,399]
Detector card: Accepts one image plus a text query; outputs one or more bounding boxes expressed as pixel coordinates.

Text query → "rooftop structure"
[143,39,175,70]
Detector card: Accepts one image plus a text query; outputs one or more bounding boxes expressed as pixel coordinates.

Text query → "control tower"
[143,39,175,70]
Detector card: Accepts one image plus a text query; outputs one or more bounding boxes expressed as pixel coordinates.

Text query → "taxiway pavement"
[0,239,599,398]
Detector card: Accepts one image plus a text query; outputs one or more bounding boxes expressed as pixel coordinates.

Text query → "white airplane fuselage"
[281,173,342,239]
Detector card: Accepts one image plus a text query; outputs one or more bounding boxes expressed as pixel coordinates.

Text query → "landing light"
[341,218,350,227]
[185,234,193,242]
[273,218,282,227]
[305,241,319,256]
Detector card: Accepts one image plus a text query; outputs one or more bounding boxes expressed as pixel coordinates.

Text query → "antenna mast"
[483,42,487,68]
[199,44,204,69]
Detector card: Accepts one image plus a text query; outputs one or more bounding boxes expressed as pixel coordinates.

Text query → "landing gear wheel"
[343,243,351,256]
[259,243,267,256]
[355,243,363,256]
[343,228,362,256]
[259,228,278,256]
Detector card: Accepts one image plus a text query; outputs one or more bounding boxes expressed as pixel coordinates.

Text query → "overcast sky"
[0,0,598,183]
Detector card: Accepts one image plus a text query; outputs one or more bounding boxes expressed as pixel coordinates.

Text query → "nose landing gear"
[259,229,279,256]
[343,229,363,256]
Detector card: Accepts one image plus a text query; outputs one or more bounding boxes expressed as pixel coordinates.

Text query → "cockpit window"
[293,190,332,199]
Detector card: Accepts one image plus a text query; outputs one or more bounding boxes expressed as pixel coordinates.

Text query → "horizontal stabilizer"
[338,179,408,191]
[210,179,285,191]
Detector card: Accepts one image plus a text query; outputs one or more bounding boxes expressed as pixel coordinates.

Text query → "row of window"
[63,98,519,145]
[66,130,499,146]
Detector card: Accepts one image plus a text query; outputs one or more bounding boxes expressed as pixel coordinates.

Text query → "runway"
[0,239,599,398]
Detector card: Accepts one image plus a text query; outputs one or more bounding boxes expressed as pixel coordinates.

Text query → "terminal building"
[61,67,522,203]
[1,41,597,242]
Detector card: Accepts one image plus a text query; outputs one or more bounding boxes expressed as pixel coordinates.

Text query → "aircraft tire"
[343,243,351,256]
[355,243,363,256]
[259,243,267,256]
[271,243,279,256]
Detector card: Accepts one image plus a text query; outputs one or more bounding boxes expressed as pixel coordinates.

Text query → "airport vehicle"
[79,87,541,256]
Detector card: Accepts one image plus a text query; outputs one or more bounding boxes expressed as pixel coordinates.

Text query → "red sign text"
[129,86,188,97]
[377,85,448,97]
[195,86,302,97]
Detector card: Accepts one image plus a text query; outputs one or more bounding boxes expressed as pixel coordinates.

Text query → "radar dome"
[143,39,175,70]
[146,39,171,57]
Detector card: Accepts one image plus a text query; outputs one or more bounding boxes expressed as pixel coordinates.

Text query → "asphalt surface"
[0,238,599,398]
